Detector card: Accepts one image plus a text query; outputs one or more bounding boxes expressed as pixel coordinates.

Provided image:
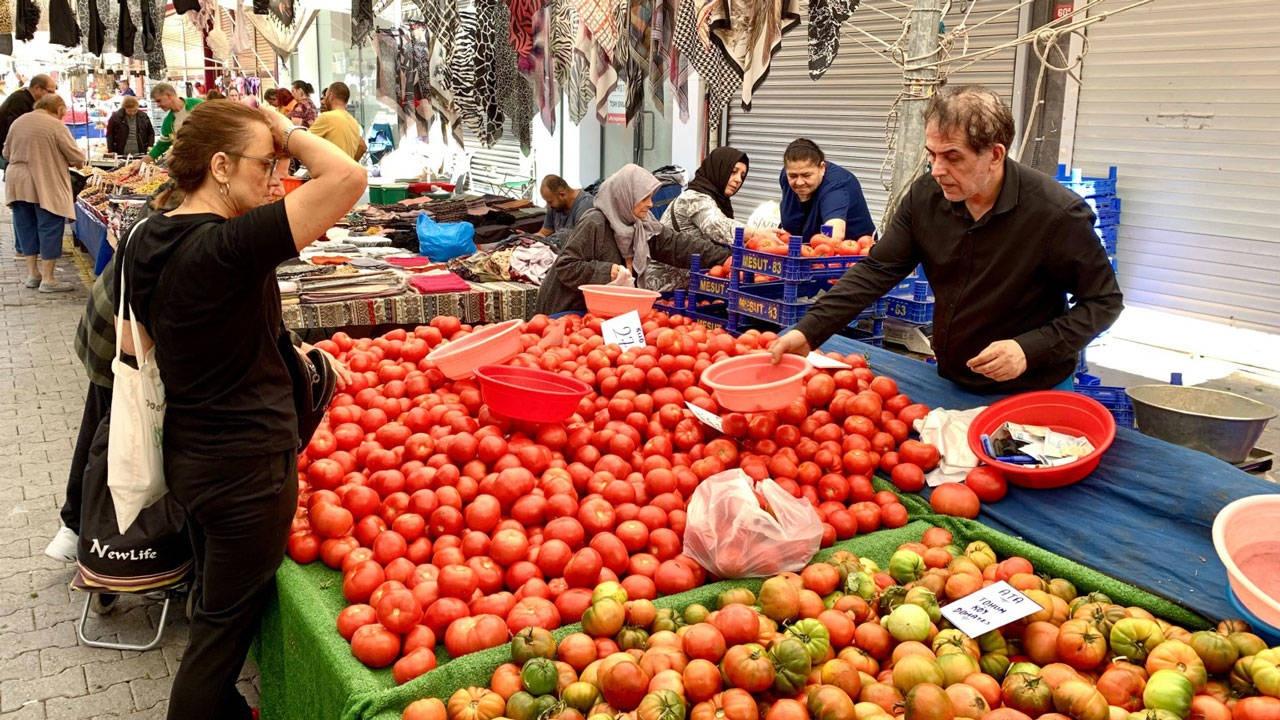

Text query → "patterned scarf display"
[646,0,675,114]
[507,0,540,70]
[143,0,167,77]
[624,0,651,123]
[492,0,536,153]
[671,0,738,129]
[351,0,373,46]
[529,6,559,133]
[450,5,505,146]
[808,0,859,79]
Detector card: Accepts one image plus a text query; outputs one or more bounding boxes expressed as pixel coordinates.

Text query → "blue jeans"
[11,201,66,260]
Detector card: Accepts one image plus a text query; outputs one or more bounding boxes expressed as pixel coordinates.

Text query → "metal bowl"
[1125,385,1277,464]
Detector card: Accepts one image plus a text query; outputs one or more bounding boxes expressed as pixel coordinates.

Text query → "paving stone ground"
[0,217,259,719]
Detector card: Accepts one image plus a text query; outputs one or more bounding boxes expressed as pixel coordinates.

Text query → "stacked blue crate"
[716,228,886,344]
[880,269,934,353]
[1058,165,1120,274]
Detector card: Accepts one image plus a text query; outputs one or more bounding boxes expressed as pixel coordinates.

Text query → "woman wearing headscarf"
[536,164,733,315]
[645,146,786,291]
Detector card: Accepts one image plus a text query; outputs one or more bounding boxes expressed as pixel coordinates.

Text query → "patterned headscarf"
[595,164,663,275]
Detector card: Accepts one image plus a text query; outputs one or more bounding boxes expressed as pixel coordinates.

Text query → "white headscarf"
[594,164,663,275]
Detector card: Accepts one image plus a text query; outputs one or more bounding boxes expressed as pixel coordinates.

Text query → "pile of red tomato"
[287,312,941,675]
[401,525,1280,720]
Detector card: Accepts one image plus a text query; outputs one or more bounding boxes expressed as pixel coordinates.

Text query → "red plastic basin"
[701,354,812,412]
[580,285,661,319]
[967,390,1116,489]
[426,319,523,380]
[1213,495,1280,632]
[474,365,592,423]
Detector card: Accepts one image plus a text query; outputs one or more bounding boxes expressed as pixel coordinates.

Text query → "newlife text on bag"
[107,220,169,534]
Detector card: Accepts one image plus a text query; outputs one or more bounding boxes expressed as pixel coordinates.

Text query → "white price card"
[940,581,1043,638]
[807,351,851,370]
[601,310,647,351]
[685,402,724,433]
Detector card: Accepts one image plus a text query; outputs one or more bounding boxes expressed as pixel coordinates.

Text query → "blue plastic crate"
[1087,195,1121,214]
[1112,409,1135,428]
[1076,353,1090,376]
[687,270,730,299]
[731,278,887,327]
[1057,165,1118,198]
[729,228,864,282]
[885,294,935,324]
[1074,382,1130,409]
[1096,225,1118,254]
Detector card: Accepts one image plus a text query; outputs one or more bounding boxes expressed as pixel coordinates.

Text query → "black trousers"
[62,383,113,533]
[164,447,297,720]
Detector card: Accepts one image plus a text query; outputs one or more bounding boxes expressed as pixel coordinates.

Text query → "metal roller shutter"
[461,129,533,195]
[1069,0,1280,331]
[727,0,1020,225]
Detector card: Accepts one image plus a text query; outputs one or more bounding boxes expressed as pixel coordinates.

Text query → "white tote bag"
[107,220,168,534]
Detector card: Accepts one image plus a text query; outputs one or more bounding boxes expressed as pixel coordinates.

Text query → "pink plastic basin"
[474,365,592,423]
[701,354,812,412]
[580,285,661,319]
[426,319,523,380]
[967,390,1116,489]
[1213,494,1280,629]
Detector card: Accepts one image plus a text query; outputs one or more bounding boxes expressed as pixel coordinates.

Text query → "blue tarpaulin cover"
[821,335,1279,623]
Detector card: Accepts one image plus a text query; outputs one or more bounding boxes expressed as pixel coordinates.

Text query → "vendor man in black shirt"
[770,85,1123,393]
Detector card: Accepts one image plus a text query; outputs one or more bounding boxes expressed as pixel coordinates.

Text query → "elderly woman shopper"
[115,101,365,719]
[106,96,156,156]
[645,146,789,291]
[536,163,732,315]
[4,93,85,292]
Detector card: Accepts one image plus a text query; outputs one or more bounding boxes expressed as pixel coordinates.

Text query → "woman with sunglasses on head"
[113,101,366,720]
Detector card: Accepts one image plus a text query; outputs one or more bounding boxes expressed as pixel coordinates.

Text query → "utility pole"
[888,0,945,208]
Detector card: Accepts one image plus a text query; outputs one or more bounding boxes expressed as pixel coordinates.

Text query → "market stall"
[253,316,1278,720]
[72,198,112,275]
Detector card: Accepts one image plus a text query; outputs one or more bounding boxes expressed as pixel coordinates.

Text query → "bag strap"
[113,219,150,364]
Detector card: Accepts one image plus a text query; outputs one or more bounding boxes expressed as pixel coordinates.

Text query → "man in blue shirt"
[778,138,876,242]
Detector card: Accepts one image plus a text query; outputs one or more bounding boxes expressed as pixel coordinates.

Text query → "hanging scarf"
[507,0,540,70]
[121,0,143,57]
[48,0,81,47]
[144,0,167,78]
[529,6,558,133]
[671,0,737,130]
[808,0,859,79]
[624,0,651,123]
[688,147,747,219]
[705,0,800,106]
[451,4,505,147]
[494,0,536,154]
[351,0,373,46]
[647,0,675,114]
[15,0,39,41]
[596,164,663,275]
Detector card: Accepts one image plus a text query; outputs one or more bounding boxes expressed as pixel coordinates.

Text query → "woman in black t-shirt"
[115,101,366,720]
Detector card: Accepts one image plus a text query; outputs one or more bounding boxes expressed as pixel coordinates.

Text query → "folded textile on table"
[509,243,557,284]
[913,406,987,486]
[408,271,472,294]
[385,255,446,270]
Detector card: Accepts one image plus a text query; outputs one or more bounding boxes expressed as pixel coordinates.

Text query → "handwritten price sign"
[940,581,1042,638]
[601,311,647,351]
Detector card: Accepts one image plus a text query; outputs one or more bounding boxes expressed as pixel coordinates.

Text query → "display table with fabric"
[281,281,539,330]
[254,331,1278,720]
[72,200,112,275]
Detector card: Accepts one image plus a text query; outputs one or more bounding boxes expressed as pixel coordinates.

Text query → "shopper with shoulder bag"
[114,101,365,720]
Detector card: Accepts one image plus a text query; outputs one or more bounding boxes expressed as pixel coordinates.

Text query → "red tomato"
[375,587,423,634]
[563,547,604,588]
[889,462,925,492]
[342,560,386,604]
[287,532,322,564]
[506,596,561,633]
[965,466,1008,502]
[443,613,510,657]
[350,623,400,668]
[393,646,438,685]
[930,483,981,518]
[438,564,479,599]
[336,603,377,640]
[881,502,909,528]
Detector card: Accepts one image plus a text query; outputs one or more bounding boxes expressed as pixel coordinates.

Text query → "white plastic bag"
[746,200,781,232]
[683,469,823,578]
[609,265,635,287]
[107,220,168,534]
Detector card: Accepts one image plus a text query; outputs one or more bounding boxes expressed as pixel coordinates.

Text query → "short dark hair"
[783,138,825,166]
[326,82,351,103]
[923,85,1014,154]
[542,175,570,194]
[292,80,314,95]
[29,74,52,91]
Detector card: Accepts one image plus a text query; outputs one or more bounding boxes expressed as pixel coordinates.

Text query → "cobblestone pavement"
[0,219,258,719]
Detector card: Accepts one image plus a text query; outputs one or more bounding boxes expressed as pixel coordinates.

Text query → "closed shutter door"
[163,12,206,79]
[1070,0,1280,331]
[461,129,532,194]
[727,0,1020,224]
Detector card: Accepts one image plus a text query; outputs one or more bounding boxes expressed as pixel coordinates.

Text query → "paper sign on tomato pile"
[601,310,647,351]
[806,351,851,370]
[940,580,1041,638]
[686,402,724,433]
